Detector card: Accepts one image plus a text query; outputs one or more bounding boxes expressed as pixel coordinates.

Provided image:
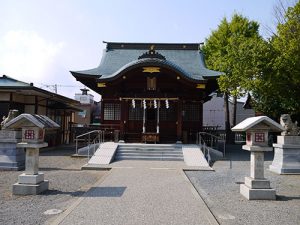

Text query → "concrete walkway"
[51,165,218,225]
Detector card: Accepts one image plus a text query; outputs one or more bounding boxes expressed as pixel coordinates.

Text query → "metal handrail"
[75,130,104,155]
[196,131,226,157]
[87,135,103,159]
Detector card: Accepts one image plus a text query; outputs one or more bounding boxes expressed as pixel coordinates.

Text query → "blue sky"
[0,0,291,101]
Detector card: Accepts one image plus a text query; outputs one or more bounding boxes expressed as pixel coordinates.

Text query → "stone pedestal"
[13,173,49,195]
[13,143,49,195]
[240,145,276,200]
[269,136,300,174]
[0,130,25,170]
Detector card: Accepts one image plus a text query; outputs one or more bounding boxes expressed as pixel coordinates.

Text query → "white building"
[203,93,255,130]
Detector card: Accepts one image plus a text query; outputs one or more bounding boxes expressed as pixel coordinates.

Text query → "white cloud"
[0,30,64,83]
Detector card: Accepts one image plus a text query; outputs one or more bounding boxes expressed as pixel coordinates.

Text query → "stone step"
[115,144,183,161]
[116,152,183,157]
[114,155,184,161]
[118,147,180,150]
[118,146,181,150]
[117,149,182,153]
[118,144,179,147]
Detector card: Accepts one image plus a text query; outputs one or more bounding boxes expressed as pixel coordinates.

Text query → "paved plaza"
[0,145,299,225]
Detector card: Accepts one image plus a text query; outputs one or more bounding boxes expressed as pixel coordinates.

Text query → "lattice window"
[129,104,143,121]
[103,103,120,120]
[159,103,176,121]
[183,103,201,121]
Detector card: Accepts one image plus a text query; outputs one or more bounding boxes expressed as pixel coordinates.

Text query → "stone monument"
[232,116,284,200]
[0,110,25,170]
[269,114,300,174]
[3,113,59,195]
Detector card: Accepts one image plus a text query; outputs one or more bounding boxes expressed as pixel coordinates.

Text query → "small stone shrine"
[3,113,59,195]
[0,110,25,170]
[232,116,284,200]
[269,114,300,174]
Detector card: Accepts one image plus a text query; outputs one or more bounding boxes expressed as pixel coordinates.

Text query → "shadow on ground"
[85,187,127,197]
[43,189,86,197]
[276,195,300,201]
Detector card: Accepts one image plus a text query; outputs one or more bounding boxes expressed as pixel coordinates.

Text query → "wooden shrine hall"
[71,42,222,143]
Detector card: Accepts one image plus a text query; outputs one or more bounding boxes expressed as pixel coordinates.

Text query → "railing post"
[75,138,78,155]
[74,130,105,159]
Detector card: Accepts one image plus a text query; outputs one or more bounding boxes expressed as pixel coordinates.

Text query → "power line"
[39,83,84,94]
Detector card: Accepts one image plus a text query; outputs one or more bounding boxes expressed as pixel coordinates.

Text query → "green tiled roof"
[71,42,223,82]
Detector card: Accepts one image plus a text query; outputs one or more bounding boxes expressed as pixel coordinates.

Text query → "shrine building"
[71,42,222,143]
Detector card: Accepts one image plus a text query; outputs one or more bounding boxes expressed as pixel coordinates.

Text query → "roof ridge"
[104,41,203,50]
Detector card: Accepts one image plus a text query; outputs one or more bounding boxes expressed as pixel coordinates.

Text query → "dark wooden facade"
[71,42,221,143]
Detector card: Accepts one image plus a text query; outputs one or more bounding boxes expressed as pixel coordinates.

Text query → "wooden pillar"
[9,92,13,109]
[34,96,38,114]
[200,101,203,131]
[120,100,126,140]
[100,100,104,124]
[143,100,146,133]
[156,100,159,134]
[46,99,48,116]
[177,100,182,142]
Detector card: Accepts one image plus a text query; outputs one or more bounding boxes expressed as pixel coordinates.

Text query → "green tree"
[271,1,300,116]
[249,1,300,120]
[203,14,264,143]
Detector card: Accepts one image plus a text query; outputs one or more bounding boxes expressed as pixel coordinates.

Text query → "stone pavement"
[50,162,218,225]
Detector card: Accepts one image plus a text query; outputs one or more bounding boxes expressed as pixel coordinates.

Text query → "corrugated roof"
[0,75,82,111]
[71,42,223,81]
[0,75,31,87]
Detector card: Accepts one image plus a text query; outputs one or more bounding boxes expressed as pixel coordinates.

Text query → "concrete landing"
[82,159,212,171]
[182,144,210,167]
[50,167,218,225]
[86,142,118,165]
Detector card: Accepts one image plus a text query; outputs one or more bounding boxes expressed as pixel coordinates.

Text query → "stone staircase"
[114,144,183,161]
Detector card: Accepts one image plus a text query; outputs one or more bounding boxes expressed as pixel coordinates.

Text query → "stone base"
[242,145,273,152]
[269,165,300,174]
[244,177,270,189]
[270,136,300,174]
[0,134,25,171]
[0,162,25,171]
[12,180,49,195]
[18,173,44,184]
[240,184,276,200]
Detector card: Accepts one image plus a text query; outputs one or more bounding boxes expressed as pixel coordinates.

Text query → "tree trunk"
[232,95,237,126]
[224,92,234,144]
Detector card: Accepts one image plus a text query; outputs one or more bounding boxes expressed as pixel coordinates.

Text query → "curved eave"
[202,70,224,79]
[95,58,208,83]
[70,71,101,80]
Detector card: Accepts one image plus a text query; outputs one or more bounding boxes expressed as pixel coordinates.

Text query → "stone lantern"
[232,116,284,200]
[4,114,59,195]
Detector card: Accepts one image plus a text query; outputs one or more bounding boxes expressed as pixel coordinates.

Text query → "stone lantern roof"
[232,116,284,132]
[3,114,60,130]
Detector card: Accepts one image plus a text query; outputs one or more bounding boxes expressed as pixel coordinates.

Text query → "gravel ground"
[185,148,300,225]
[0,145,106,225]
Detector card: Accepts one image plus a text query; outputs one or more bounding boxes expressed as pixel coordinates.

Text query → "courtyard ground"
[0,145,299,225]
